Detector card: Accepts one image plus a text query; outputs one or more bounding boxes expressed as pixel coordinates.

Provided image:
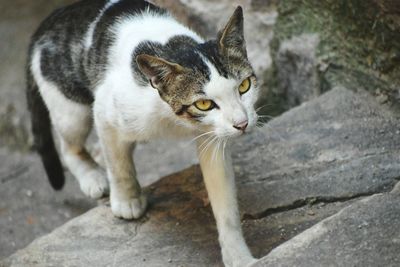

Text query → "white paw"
[226,257,257,267]
[79,169,109,199]
[243,258,258,267]
[111,194,147,219]
[223,248,257,267]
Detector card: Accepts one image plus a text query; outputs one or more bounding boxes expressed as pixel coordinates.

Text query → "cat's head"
[136,6,258,138]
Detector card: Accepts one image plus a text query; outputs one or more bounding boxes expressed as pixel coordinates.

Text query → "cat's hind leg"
[38,81,108,199]
[56,111,109,199]
[31,48,108,198]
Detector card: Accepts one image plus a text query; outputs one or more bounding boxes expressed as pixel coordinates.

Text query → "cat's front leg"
[197,138,256,267]
[96,122,147,219]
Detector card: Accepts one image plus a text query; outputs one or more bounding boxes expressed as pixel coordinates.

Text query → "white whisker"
[256,103,273,112]
[187,130,215,146]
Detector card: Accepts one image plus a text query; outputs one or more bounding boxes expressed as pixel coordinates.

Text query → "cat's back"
[30,0,107,50]
[28,0,181,103]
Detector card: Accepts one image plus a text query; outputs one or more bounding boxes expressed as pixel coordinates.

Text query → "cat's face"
[190,66,258,138]
[136,6,259,138]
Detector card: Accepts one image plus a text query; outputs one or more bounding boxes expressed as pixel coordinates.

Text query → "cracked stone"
[234,87,400,216]
[251,192,400,266]
[3,87,400,266]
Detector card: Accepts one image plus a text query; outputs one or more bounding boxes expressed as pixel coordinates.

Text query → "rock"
[0,139,198,259]
[0,165,360,267]
[1,167,221,267]
[271,0,400,109]
[251,192,400,266]
[0,148,96,259]
[276,34,320,107]
[3,87,400,266]
[233,87,400,217]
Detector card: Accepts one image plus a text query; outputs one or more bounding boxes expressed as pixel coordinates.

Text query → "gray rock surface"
[252,191,400,267]
[234,87,400,217]
[0,139,197,259]
[276,34,321,107]
[0,148,96,259]
[3,87,400,266]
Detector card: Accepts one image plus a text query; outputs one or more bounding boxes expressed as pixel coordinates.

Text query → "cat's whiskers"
[188,130,215,145]
[198,133,216,151]
[257,114,275,120]
[256,103,273,113]
[199,134,218,159]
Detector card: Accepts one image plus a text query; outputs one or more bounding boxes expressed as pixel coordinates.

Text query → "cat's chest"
[118,113,195,141]
[111,92,195,141]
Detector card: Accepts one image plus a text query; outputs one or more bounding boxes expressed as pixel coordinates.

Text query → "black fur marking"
[175,104,189,116]
[198,40,229,78]
[30,0,109,105]
[185,110,205,121]
[132,35,211,86]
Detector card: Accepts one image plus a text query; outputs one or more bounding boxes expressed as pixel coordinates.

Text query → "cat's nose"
[233,120,248,132]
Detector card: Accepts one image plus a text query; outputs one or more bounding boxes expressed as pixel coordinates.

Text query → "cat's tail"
[26,66,65,190]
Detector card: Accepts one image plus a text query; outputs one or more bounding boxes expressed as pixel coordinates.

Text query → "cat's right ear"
[217,6,247,58]
[136,54,185,89]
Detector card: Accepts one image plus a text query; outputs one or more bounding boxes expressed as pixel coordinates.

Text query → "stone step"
[2,87,400,266]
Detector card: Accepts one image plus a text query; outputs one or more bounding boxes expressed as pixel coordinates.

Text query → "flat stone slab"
[0,166,354,267]
[234,87,400,217]
[3,87,400,266]
[252,191,400,267]
[0,149,96,259]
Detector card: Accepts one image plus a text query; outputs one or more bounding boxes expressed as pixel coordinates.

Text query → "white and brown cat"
[27,0,259,266]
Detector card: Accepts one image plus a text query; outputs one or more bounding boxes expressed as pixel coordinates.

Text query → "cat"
[26,0,259,266]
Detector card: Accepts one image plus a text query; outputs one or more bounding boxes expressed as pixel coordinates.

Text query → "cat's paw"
[79,169,109,199]
[226,257,257,267]
[111,194,148,219]
[242,257,258,267]
[223,251,257,267]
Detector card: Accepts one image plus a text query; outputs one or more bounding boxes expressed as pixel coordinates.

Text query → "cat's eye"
[238,77,251,95]
[194,99,215,111]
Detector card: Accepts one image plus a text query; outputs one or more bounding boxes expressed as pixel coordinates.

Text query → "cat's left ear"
[136,54,185,89]
[217,6,247,57]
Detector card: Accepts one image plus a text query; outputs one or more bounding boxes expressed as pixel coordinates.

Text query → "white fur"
[197,138,256,267]
[200,60,258,138]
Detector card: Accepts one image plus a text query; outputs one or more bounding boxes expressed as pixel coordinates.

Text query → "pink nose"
[233,120,248,132]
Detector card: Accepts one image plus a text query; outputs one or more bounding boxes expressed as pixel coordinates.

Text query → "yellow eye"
[238,77,251,94]
[194,99,215,111]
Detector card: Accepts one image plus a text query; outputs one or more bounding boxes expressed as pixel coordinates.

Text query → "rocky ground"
[2,88,400,266]
[1,0,400,266]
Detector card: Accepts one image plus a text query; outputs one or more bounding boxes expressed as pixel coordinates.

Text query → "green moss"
[271,0,400,93]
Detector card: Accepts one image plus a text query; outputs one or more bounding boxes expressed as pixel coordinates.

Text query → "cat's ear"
[136,54,185,89]
[217,6,247,57]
